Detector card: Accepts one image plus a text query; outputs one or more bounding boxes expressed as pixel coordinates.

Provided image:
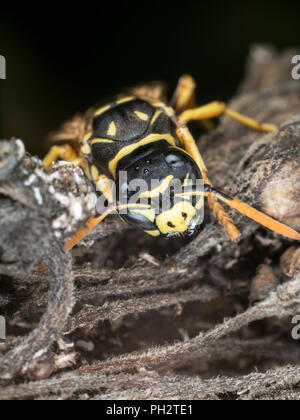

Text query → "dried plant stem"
[1,364,300,400]
[67,285,219,333]
[0,244,74,381]
[76,273,300,376]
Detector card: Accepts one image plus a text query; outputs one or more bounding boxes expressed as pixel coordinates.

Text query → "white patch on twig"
[24,174,37,186]
[33,187,43,205]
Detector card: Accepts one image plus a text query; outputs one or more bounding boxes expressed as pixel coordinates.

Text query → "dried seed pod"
[280,246,300,280]
[250,264,279,302]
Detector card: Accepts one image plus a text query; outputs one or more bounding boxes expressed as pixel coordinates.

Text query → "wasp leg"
[72,157,92,180]
[171,75,214,131]
[177,188,300,240]
[171,74,196,112]
[95,174,115,204]
[205,186,300,241]
[43,144,78,170]
[43,144,92,180]
[178,101,277,132]
[176,125,241,242]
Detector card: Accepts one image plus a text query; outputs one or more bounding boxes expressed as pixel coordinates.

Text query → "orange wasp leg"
[176,125,241,242]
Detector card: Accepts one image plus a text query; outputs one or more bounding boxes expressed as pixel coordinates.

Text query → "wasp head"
[117,146,204,238]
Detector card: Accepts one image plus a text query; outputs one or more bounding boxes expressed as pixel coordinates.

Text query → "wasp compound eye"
[163,149,202,185]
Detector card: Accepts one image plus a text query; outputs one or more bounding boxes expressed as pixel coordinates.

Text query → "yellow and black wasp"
[43,75,300,250]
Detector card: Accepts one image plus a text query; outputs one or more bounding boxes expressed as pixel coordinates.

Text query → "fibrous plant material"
[0,45,300,400]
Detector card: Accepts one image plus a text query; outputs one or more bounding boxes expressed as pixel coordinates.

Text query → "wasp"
[43,75,300,250]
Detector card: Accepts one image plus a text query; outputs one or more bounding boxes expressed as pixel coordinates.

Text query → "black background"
[1,0,300,155]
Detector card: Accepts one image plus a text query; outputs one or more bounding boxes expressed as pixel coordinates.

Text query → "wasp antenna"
[65,203,151,251]
[204,185,300,241]
[65,208,115,251]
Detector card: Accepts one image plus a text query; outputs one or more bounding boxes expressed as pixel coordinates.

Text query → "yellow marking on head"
[91,138,114,145]
[81,143,91,155]
[107,121,117,136]
[134,111,149,121]
[108,134,176,178]
[156,201,197,234]
[131,208,156,222]
[94,105,111,117]
[83,132,92,142]
[91,165,99,181]
[175,189,205,210]
[116,96,134,104]
[139,176,174,199]
[151,110,162,125]
[145,230,160,237]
